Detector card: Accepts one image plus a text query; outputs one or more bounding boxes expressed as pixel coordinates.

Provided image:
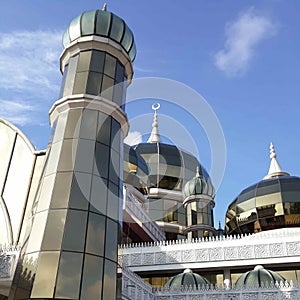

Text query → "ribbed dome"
[183,169,215,200]
[235,265,285,288]
[62,9,136,62]
[164,269,209,289]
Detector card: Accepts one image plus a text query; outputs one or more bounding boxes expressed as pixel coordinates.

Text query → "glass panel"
[105,219,118,261]
[111,119,121,153]
[115,62,124,84]
[81,10,96,36]
[69,172,91,210]
[31,251,60,298]
[45,141,63,175]
[113,82,123,106]
[77,51,92,72]
[109,149,120,185]
[86,71,102,95]
[59,64,69,98]
[236,198,255,213]
[107,182,119,220]
[256,179,279,196]
[282,191,300,203]
[86,212,105,256]
[63,55,79,96]
[104,54,116,78]
[73,71,88,94]
[62,29,70,48]
[102,259,117,300]
[256,192,282,207]
[50,172,73,209]
[26,211,48,254]
[41,209,67,250]
[94,142,109,179]
[90,50,105,73]
[110,15,124,43]
[68,15,81,41]
[121,25,133,51]
[79,109,98,140]
[52,111,68,144]
[55,252,83,299]
[65,108,82,139]
[57,139,77,172]
[81,255,103,300]
[74,139,95,173]
[97,113,111,146]
[36,174,56,212]
[95,11,111,36]
[62,209,88,252]
[90,176,108,215]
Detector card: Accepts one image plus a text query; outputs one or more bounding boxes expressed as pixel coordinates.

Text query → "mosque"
[1,5,300,300]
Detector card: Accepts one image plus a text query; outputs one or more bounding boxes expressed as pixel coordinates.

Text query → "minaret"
[263,142,289,179]
[9,6,135,300]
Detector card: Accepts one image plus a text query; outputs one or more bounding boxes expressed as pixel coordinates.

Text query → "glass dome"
[235,265,285,288]
[226,176,300,234]
[164,269,209,289]
[133,142,210,192]
[62,9,136,62]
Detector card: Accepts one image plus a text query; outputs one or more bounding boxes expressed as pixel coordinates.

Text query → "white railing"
[121,267,156,300]
[123,186,166,242]
[119,228,300,270]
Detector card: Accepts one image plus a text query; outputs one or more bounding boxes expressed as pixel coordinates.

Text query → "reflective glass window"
[86,212,105,256]
[73,71,88,94]
[90,176,108,215]
[256,192,281,207]
[79,109,98,140]
[121,25,133,51]
[62,209,88,252]
[86,71,102,95]
[97,113,111,145]
[284,202,300,214]
[81,10,96,36]
[74,139,95,173]
[104,54,116,78]
[52,111,68,144]
[63,55,78,96]
[105,219,118,261]
[41,210,67,251]
[115,62,124,84]
[236,198,255,213]
[110,15,124,43]
[57,139,77,172]
[256,179,280,196]
[55,252,83,299]
[81,255,103,299]
[107,182,119,220]
[65,108,82,139]
[45,140,63,175]
[90,51,105,73]
[69,172,91,210]
[101,75,114,101]
[128,41,136,62]
[77,51,92,72]
[94,142,109,179]
[59,64,69,98]
[31,251,60,298]
[36,174,55,212]
[109,149,120,185]
[102,259,117,300]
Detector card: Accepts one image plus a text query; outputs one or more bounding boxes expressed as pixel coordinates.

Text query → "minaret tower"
[9,5,135,300]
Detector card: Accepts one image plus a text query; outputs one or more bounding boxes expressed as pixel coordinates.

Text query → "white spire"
[263,142,290,179]
[147,103,161,143]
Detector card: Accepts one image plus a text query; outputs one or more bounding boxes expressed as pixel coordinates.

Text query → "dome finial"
[264,142,290,179]
[195,166,200,177]
[147,103,162,143]
[102,3,107,11]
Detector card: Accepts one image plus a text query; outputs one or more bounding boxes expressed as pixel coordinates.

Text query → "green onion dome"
[235,265,285,288]
[164,269,210,289]
[62,8,136,62]
[183,167,215,206]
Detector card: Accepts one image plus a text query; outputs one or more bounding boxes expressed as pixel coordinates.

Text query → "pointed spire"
[102,3,107,11]
[194,166,200,178]
[263,142,290,179]
[147,103,161,143]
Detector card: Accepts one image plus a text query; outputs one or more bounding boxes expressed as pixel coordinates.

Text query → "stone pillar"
[9,8,135,300]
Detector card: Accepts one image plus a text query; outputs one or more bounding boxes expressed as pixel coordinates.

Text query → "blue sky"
[1,0,300,225]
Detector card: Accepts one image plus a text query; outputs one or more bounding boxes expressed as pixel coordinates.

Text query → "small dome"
[183,168,215,200]
[62,9,136,62]
[235,265,285,288]
[164,269,209,289]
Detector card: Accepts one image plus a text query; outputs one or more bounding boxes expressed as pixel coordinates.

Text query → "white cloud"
[124,131,143,146]
[0,30,63,126]
[214,8,276,76]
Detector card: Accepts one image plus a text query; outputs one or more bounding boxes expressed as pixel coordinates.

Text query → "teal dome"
[183,169,215,200]
[62,9,136,62]
[164,269,209,289]
[235,265,285,288]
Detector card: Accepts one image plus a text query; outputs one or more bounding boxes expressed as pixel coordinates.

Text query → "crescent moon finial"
[152,103,160,111]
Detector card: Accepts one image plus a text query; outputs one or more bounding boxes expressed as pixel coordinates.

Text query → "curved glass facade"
[63,10,136,62]
[226,176,300,234]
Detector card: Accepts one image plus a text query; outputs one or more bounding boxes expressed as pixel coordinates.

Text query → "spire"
[263,142,290,179]
[147,103,161,143]
[102,3,107,11]
[194,166,200,178]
